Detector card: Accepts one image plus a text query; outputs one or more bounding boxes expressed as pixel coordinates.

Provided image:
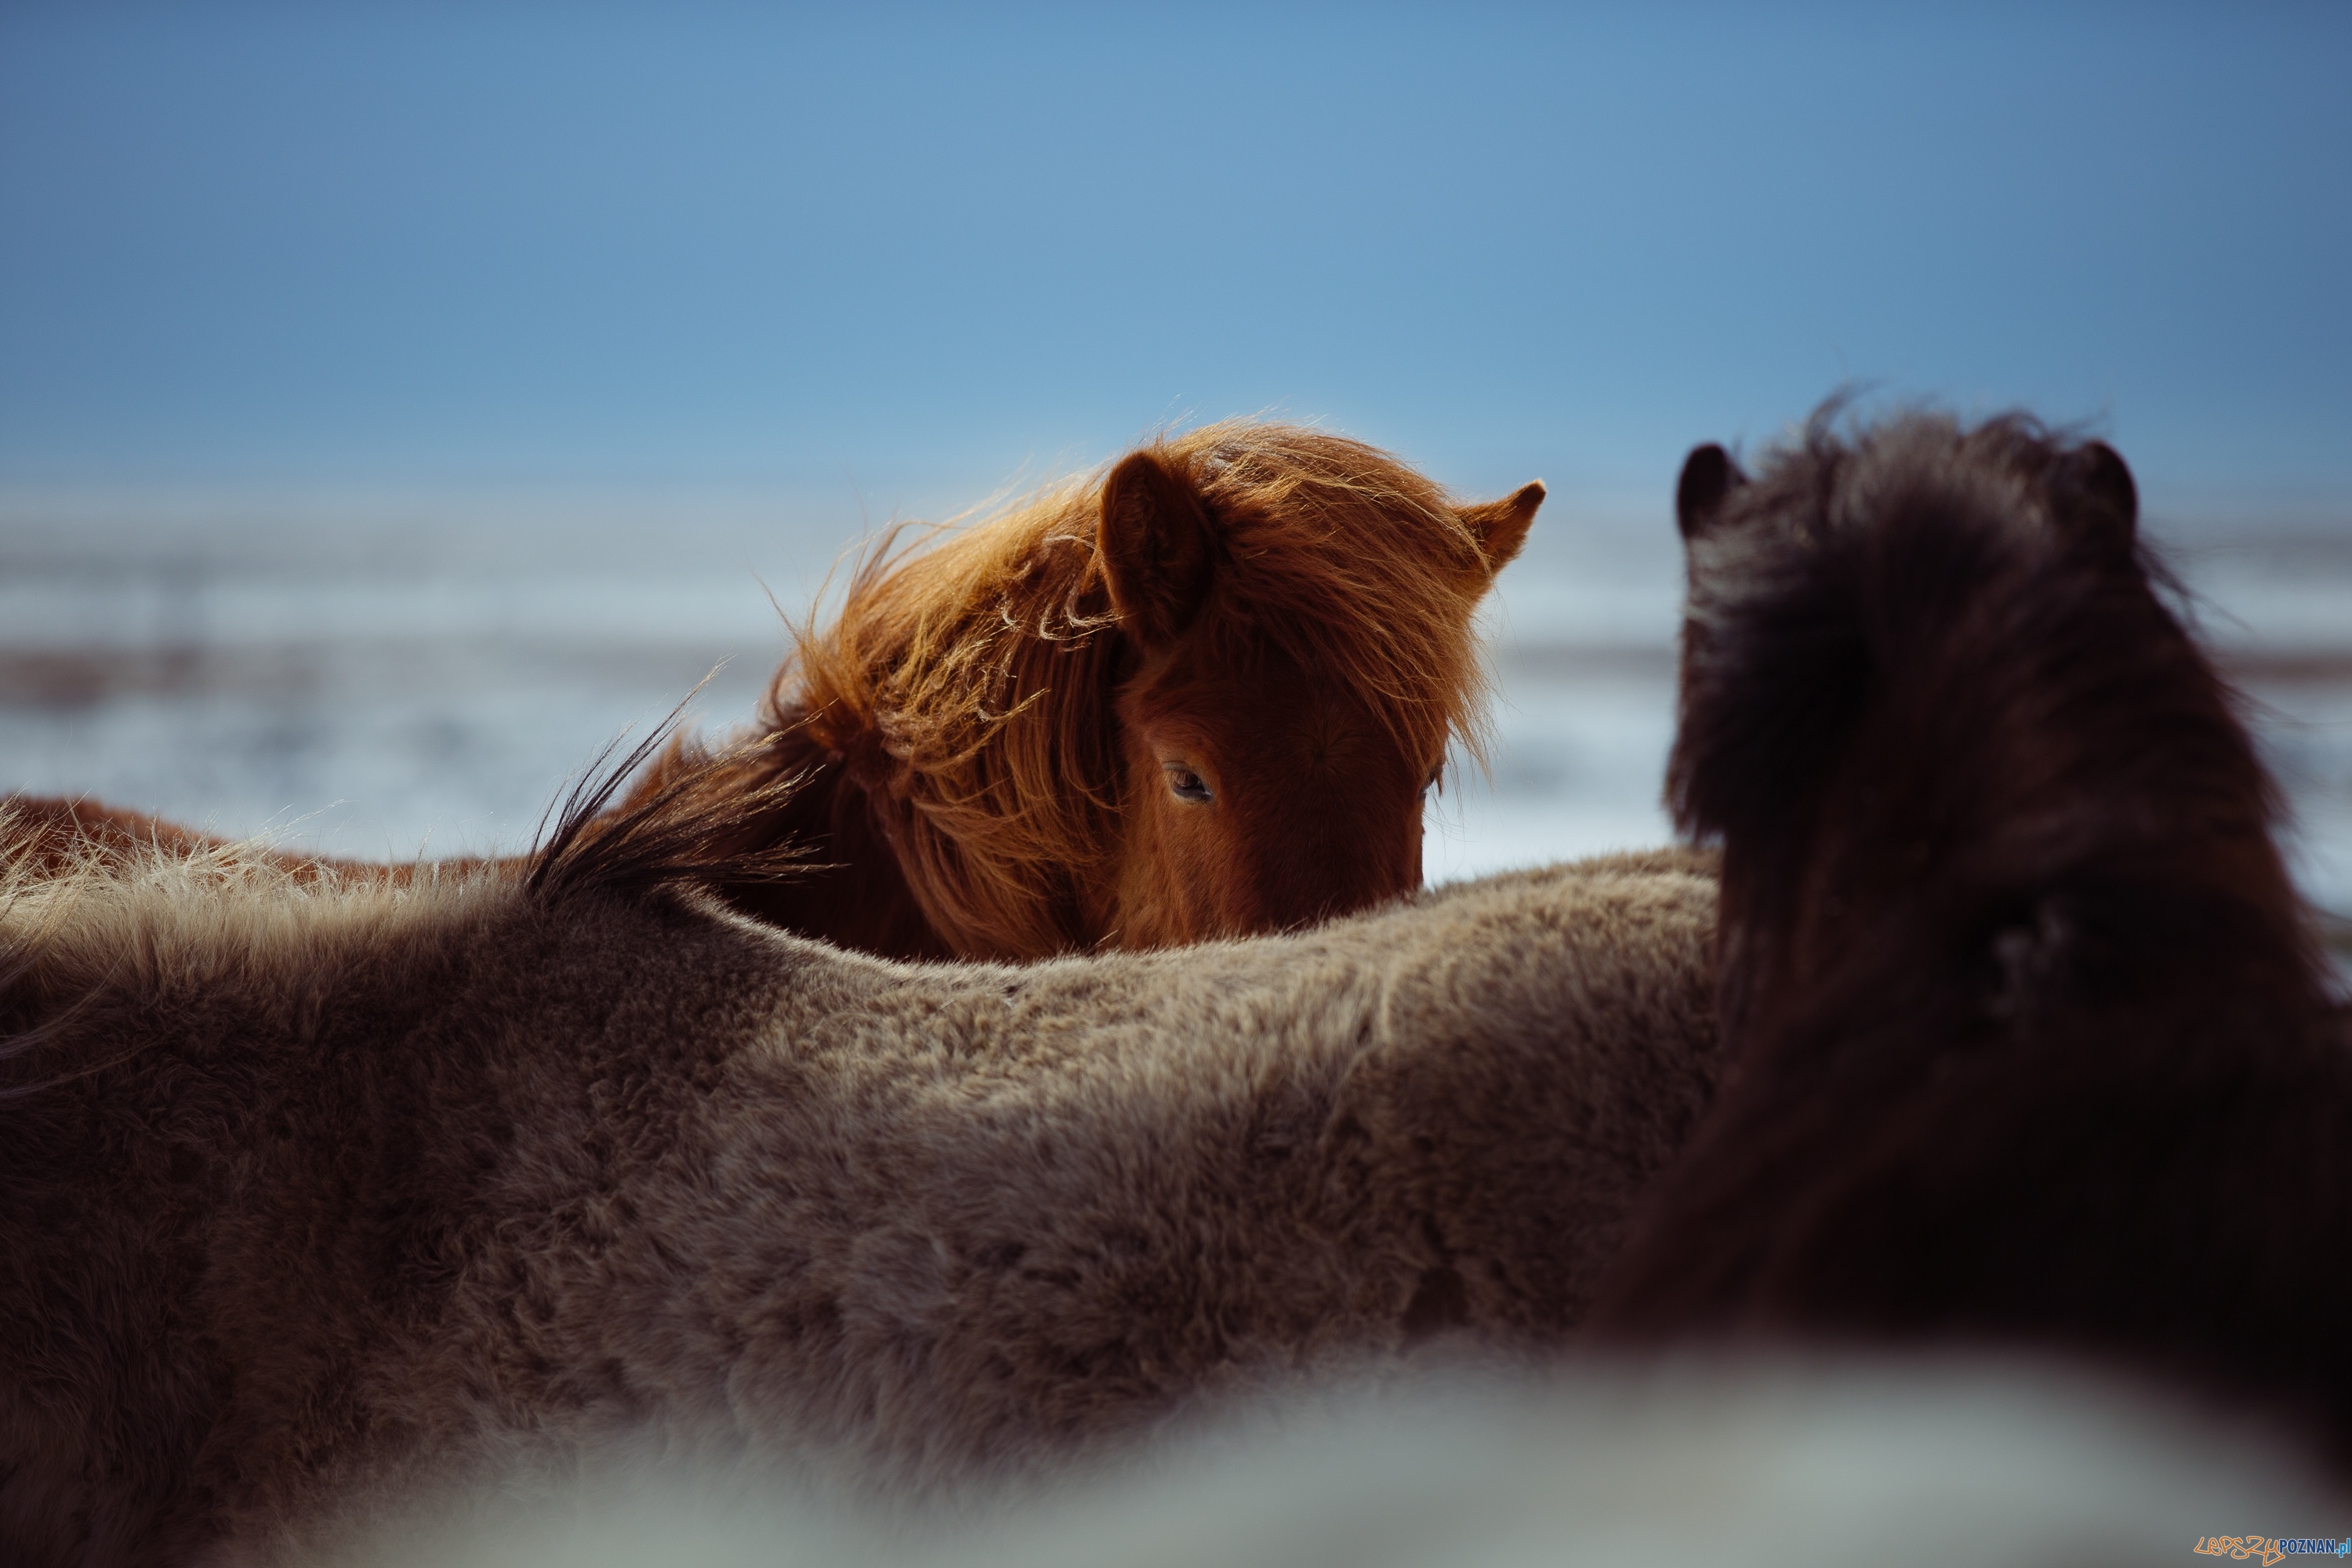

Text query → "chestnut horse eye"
[1163,765,1214,804]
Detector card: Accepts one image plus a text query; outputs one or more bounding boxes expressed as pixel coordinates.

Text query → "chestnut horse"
[623,419,1543,959]
[6,422,1540,963]
[1587,411,2352,1460]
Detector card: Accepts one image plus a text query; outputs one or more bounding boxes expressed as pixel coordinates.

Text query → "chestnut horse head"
[1590,408,2352,1456]
[772,420,1542,958]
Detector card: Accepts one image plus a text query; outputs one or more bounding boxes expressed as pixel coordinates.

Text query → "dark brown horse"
[625,419,1541,959]
[8,422,1541,963]
[1587,410,2352,1459]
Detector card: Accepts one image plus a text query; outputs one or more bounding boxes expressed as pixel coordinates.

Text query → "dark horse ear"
[1457,481,1545,577]
[2056,439,2138,554]
[1099,448,1216,652]
[1675,444,1745,541]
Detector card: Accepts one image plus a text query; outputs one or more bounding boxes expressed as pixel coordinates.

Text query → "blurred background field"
[2,4,2347,961]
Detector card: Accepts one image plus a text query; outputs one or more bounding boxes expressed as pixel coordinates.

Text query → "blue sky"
[3,3,2347,508]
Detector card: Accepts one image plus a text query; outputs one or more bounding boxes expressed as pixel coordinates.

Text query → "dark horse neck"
[1595,417,2352,1465]
[651,720,955,963]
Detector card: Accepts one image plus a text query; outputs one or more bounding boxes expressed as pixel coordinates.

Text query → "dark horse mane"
[1588,409,2352,1460]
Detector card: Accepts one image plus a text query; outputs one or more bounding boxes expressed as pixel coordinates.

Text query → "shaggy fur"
[0,786,1715,1565]
[625,419,1544,958]
[2,797,332,879]
[1587,411,2352,1460]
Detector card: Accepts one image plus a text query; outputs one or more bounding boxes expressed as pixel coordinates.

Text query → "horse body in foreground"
[1590,412,2352,1457]
[0,796,1713,1566]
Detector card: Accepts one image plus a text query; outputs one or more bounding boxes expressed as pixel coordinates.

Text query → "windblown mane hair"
[654,419,1507,957]
[1589,408,2352,1459]
[522,719,818,906]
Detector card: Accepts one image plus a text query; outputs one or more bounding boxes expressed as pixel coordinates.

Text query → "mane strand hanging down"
[1589,407,2352,1462]
[522,702,820,909]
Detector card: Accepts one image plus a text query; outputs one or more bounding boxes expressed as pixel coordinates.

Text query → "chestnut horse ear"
[1099,448,1216,651]
[2058,440,2138,553]
[1457,481,1545,577]
[1675,444,1745,540]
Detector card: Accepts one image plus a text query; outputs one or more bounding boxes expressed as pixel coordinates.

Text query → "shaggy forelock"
[1171,422,1500,768]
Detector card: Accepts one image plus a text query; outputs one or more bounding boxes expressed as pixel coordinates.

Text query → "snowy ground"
[2,490,2346,981]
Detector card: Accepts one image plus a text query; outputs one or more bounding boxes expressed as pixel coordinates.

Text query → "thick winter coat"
[0,824,1715,1566]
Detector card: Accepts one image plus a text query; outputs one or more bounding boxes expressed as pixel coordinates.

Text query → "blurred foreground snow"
[329,1359,2339,1568]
